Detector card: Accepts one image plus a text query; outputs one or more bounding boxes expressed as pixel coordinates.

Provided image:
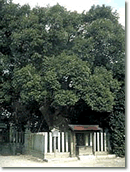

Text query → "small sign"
[51,128,59,137]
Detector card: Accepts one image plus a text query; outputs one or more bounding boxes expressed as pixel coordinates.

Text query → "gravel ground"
[0,155,126,168]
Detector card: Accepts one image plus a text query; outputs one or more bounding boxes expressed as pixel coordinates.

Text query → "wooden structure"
[0,122,9,143]
[68,125,107,156]
[24,125,110,159]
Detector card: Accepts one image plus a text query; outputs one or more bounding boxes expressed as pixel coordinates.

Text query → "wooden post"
[16,131,18,143]
[73,132,76,156]
[70,131,73,157]
[10,125,13,143]
[92,132,94,154]
[20,132,22,144]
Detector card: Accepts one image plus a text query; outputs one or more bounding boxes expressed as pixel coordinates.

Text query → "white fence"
[25,131,70,154]
[93,131,109,152]
[24,130,110,158]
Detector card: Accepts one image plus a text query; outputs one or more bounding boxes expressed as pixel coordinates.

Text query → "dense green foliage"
[0,0,125,156]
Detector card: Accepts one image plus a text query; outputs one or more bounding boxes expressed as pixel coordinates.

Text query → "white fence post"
[94,132,96,152]
[49,132,52,153]
[101,132,103,151]
[58,132,60,152]
[66,132,68,152]
[97,132,100,151]
[62,132,64,152]
[90,133,92,146]
[104,132,107,151]
[54,136,56,156]
[86,133,89,146]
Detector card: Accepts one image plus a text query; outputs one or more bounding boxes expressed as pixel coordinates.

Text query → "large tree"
[12,53,120,129]
[0,1,125,155]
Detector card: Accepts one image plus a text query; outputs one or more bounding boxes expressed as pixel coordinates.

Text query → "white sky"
[12,0,125,26]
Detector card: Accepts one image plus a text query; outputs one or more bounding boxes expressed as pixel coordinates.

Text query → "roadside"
[0,155,125,167]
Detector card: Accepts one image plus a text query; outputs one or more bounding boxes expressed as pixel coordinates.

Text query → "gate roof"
[68,125,102,131]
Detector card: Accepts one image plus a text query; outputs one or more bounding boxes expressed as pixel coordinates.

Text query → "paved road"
[0,155,125,167]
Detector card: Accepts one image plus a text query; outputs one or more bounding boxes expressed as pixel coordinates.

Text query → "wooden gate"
[10,125,25,155]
